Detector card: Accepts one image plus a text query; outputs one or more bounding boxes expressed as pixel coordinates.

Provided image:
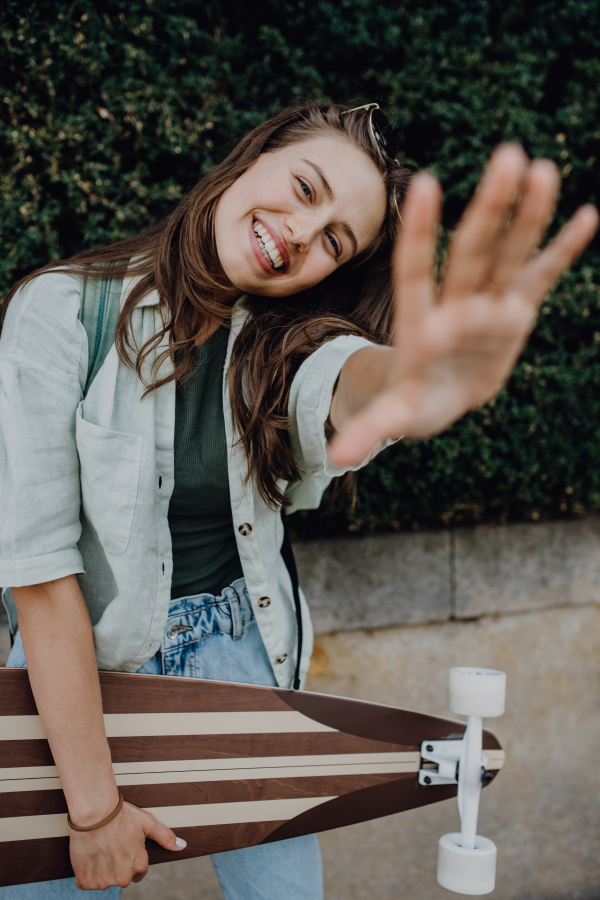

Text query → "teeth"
[253,220,284,270]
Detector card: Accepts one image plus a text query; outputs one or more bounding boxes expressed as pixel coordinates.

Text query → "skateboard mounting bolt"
[426,744,434,752]
[482,770,494,784]
[424,775,432,784]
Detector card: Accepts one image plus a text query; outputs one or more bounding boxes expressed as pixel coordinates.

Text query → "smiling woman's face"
[214,134,388,298]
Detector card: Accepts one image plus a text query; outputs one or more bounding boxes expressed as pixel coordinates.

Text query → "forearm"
[13,575,118,825]
[329,345,395,432]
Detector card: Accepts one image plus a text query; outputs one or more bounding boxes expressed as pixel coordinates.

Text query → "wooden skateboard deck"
[0,669,504,886]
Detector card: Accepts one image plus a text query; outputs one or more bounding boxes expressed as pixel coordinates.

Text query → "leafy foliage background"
[1,0,599,535]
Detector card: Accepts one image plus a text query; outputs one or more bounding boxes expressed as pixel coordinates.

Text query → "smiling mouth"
[253,220,285,270]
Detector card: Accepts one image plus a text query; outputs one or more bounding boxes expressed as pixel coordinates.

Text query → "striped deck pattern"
[0,669,504,886]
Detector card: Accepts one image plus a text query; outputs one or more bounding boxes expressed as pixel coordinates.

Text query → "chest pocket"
[76,404,143,555]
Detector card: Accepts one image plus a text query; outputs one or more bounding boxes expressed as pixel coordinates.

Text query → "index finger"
[144,810,187,851]
[393,172,441,340]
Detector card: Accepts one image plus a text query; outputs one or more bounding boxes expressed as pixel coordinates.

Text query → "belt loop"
[229,588,243,641]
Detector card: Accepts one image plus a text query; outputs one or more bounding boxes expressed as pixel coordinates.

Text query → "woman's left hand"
[329,144,598,467]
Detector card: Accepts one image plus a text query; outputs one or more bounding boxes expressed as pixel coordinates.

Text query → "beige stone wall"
[295,519,600,633]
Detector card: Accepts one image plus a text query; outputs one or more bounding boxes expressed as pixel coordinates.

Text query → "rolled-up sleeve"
[286,335,397,512]
[0,272,87,587]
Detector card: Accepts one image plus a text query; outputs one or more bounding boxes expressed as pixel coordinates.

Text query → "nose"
[284,211,325,253]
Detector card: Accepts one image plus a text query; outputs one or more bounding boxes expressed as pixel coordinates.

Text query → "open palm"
[330,145,598,466]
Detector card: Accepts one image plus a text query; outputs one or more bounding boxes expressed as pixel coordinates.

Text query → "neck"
[212,283,242,307]
[192,289,242,348]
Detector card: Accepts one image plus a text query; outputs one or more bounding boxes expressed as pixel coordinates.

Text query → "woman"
[0,103,596,899]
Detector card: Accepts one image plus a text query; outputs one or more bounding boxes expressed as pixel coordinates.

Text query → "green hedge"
[1,0,599,535]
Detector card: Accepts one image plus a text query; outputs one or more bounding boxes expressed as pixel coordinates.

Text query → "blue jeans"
[3,578,323,900]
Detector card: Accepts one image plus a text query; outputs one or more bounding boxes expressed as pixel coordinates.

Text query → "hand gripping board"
[0,669,504,886]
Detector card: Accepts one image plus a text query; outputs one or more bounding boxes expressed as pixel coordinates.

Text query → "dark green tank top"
[168,326,243,600]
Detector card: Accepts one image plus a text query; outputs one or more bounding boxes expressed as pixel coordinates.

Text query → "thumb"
[143,811,187,851]
[328,391,410,468]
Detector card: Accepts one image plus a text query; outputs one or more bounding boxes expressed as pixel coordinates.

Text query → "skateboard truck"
[418,740,491,786]
[423,667,507,896]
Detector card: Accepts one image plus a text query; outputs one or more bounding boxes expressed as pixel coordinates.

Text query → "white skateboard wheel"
[448,667,506,718]
[437,832,497,895]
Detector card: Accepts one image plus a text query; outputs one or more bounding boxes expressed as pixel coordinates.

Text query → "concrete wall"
[3,520,600,899]
[294,518,600,633]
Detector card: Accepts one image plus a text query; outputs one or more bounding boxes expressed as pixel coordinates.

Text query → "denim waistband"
[165,577,251,644]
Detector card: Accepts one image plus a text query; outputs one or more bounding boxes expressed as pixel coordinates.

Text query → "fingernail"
[176,837,187,849]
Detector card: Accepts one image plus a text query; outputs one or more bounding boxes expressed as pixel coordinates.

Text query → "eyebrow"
[301,158,359,258]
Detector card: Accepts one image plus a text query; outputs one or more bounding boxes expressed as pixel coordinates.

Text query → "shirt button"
[239,523,253,536]
[258,597,271,608]
[275,653,288,664]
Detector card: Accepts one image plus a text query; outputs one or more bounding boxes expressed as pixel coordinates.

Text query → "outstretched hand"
[329,145,598,467]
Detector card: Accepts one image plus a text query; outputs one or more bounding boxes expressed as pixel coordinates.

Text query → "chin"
[252,280,304,299]
[229,268,296,298]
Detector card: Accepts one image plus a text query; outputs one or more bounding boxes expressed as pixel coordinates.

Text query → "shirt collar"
[123,274,251,315]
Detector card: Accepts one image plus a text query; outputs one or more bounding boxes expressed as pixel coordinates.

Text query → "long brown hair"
[3,103,410,508]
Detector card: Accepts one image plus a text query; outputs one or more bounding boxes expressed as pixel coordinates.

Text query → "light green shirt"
[0,271,387,688]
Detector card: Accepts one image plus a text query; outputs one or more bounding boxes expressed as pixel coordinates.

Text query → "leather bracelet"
[67,791,124,833]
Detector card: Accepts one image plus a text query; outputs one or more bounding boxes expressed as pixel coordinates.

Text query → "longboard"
[0,669,504,887]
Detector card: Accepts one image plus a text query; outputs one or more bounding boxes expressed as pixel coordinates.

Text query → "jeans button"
[258,596,271,608]
[276,653,288,664]
[239,523,252,536]
[167,624,192,640]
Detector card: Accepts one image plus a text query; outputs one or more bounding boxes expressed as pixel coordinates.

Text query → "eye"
[327,233,340,257]
[298,178,313,201]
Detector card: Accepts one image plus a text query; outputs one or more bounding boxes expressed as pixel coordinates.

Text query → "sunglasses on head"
[341,103,400,168]
[341,103,402,219]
